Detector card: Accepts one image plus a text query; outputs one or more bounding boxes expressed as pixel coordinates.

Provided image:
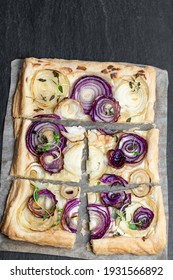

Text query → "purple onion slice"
[101,192,131,210]
[28,189,58,218]
[87,204,111,239]
[26,121,67,156]
[133,206,154,230]
[34,114,61,120]
[90,95,121,122]
[117,133,148,164]
[100,174,128,187]
[71,75,113,114]
[108,149,126,169]
[39,150,64,174]
[61,198,80,233]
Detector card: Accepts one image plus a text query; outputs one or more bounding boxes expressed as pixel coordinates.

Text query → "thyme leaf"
[38,78,46,82]
[58,85,63,93]
[126,117,131,122]
[49,95,55,101]
[34,107,44,112]
[42,143,51,152]
[53,130,60,143]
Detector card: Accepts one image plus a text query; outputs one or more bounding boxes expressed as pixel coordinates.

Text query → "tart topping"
[28,186,58,219]
[99,174,128,187]
[26,121,66,156]
[90,95,121,123]
[31,69,69,108]
[87,204,111,239]
[71,75,113,114]
[61,198,80,233]
[101,191,131,210]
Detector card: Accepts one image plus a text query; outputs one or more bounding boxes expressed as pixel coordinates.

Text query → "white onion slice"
[17,200,58,232]
[60,185,79,199]
[132,185,151,198]
[31,69,69,109]
[114,76,149,117]
[64,142,84,176]
[54,98,88,120]
[61,126,86,142]
[87,146,108,180]
[129,169,151,184]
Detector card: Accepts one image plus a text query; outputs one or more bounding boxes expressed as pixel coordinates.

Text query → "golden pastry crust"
[0,179,80,248]
[87,129,159,186]
[87,186,166,255]
[10,119,85,182]
[13,57,156,123]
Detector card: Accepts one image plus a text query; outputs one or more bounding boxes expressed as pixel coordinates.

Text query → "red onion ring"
[39,150,64,174]
[100,174,128,187]
[61,198,80,233]
[101,191,131,210]
[71,75,113,114]
[133,206,154,230]
[26,121,67,156]
[34,114,61,120]
[117,133,148,164]
[87,204,111,239]
[90,95,121,122]
[27,189,58,218]
[108,149,126,169]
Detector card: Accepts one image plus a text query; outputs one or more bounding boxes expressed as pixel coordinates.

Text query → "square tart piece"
[87,185,166,255]
[13,57,156,123]
[10,119,85,182]
[0,179,81,249]
[87,129,159,186]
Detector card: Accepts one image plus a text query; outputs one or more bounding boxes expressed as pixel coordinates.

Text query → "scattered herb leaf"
[115,135,119,143]
[38,78,46,82]
[53,130,60,143]
[112,212,118,219]
[96,181,101,185]
[129,223,137,230]
[126,117,131,122]
[41,94,47,101]
[53,70,59,78]
[43,215,47,221]
[42,143,51,152]
[58,85,63,93]
[34,107,44,112]
[49,95,55,101]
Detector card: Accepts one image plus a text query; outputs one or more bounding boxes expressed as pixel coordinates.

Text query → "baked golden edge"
[13,57,156,123]
[89,186,166,255]
[0,179,76,249]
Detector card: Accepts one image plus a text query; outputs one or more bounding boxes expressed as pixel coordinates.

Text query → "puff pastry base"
[13,57,156,123]
[87,186,166,255]
[0,179,80,249]
[10,119,85,182]
[87,129,159,186]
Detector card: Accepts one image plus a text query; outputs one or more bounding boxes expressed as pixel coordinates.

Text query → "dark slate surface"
[0,0,172,260]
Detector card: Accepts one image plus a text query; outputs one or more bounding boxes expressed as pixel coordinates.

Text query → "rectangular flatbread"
[13,57,156,123]
[10,119,85,183]
[87,129,159,186]
[0,179,80,249]
[87,186,166,255]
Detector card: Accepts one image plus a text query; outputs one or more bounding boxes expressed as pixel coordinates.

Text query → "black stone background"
[0,0,172,260]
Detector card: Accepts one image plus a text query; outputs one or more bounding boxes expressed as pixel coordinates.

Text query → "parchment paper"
[0,59,168,259]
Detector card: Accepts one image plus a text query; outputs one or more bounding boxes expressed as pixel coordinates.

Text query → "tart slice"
[13,57,156,123]
[10,118,85,183]
[87,129,159,186]
[87,185,166,255]
[0,179,81,249]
